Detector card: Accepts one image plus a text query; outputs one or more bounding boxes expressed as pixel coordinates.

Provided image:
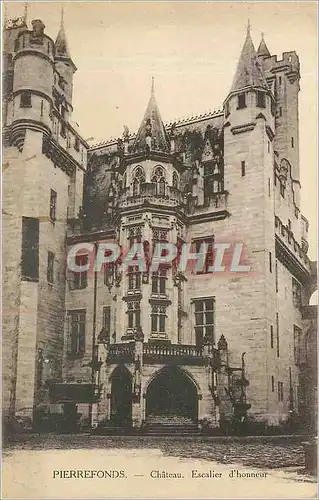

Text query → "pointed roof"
[55,7,71,59]
[133,79,170,153]
[230,24,268,93]
[257,33,271,58]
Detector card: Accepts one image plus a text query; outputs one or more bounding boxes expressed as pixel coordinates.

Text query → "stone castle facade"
[3,13,317,432]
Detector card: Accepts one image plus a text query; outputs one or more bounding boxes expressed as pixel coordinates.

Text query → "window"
[203,162,224,201]
[74,136,80,152]
[128,225,143,247]
[151,304,167,334]
[60,121,67,138]
[127,301,140,329]
[47,251,54,284]
[151,166,166,196]
[61,106,66,120]
[152,228,169,244]
[268,178,271,197]
[151,267,167,295]
[241,160,246,177]
[291,137,294,148]
[293,325,302,365]
[104,262,114,288]
[269,251,272,273]
[68,310,86,356]
[14,39,19,52]
[20,91,31,108]
[267,141,270,153]
[278,381,284,402]
[21,217,39,281]
[279,107,282,117]
[172,172,179,189]
[275,260,278,292]
[271,376,275,392]
[49,189,57,222]
[73,254,88,290]
[270,325,274,348]
[103,306,111,333]
[132,166,145,196]
[191,238,214,274]
[292,278,302,309]
[225,101,230,118]
[276,312,280,357]
[193,298,215,347]
[237,93,246,109]
[40,100,43,117]
[278,76,282,86]
[128,265,141,291]
[256,91,266,108]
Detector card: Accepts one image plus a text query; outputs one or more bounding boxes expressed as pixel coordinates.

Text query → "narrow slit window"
[241,160,246,177]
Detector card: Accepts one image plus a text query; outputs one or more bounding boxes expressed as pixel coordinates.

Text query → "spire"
[133,81,170,153]
[257,32,271,58]
[230,22,268,93]
[24,2,28,24]
[55,6,71,59]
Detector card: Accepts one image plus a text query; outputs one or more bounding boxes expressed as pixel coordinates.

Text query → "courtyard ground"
[3,434,317,499]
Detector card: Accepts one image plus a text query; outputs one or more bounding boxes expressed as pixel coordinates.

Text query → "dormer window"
[256,91,266,108]
[237,93,246,109]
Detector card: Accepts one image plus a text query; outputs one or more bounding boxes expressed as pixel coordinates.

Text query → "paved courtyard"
[3,435,316,499]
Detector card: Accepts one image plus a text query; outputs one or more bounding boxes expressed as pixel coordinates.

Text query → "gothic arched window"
[151,166,166,196]
[132,166,145,196]
[172,172,179,189]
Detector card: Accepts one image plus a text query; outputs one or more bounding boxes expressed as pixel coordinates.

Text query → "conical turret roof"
[257,33,271,58]
[55,9,71,59]
[133,79,170,153]
[230,25,268,93]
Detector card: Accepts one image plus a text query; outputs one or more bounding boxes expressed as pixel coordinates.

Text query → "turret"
[223,23,275,129]
[132,77,170,154]
[257,33,271,59]
[11,18,55,147]
[54,8,77,107]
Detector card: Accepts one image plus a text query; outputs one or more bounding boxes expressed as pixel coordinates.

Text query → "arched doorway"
[146,367,198,422]
[110,365,132,426]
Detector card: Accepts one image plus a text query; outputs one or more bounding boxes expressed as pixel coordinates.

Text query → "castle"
[3,12,317,433]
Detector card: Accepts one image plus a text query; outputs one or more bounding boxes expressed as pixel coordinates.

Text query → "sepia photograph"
[2,1,318,498]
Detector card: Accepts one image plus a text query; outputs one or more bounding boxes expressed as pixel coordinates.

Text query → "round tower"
[12,19,54,147]
[223,25,275,131]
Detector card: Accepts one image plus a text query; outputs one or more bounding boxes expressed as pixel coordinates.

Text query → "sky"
[4,1,318,262]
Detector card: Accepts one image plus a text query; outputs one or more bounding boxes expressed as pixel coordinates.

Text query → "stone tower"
[2,11,88,420]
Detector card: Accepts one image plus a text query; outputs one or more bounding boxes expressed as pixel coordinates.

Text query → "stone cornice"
[13,49,54,67]
[275,234,310,284]
[42,135,85,176]
[189,210,230,224]
[230,122,256,135]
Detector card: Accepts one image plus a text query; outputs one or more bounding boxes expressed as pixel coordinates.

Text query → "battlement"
[263,50,300,75]
[13,26,55,62]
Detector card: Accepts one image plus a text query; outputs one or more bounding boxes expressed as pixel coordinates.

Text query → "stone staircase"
[143,415,200,435]
[92,415,200,436]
